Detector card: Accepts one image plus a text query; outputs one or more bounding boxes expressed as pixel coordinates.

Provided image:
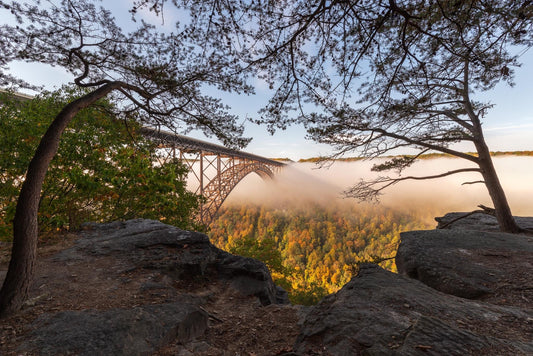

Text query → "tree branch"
[371,127,478,162]
[346,167,481,201]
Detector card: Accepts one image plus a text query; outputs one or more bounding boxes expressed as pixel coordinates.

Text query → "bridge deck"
[140,127,285,166]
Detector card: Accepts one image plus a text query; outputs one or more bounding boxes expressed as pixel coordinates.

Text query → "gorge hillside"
[209,203,433,302]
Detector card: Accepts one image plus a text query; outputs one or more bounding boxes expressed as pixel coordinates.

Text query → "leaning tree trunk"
[474,129,522,234]
[462,62,521,234]
[0,84,118,317]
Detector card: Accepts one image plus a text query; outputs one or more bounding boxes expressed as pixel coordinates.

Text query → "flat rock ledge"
[435,212,533,231]
[294,264,533,356]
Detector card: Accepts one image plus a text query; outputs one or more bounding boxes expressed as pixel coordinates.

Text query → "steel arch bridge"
[141,127,285,225]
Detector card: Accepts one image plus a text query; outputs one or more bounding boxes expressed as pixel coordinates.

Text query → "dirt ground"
[0,234,301,355]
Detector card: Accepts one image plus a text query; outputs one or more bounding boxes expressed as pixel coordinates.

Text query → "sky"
[4,0,533,161]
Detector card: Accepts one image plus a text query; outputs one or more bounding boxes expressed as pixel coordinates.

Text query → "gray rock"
[215,250,281,306]
[276,285,290,304]
[57,219,286,305]
[294,264,533,356]
[396,229,533,301]
[435,212,533,231]
[20,302,208,356]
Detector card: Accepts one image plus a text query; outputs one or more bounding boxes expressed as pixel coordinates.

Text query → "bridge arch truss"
[141,127,285,225]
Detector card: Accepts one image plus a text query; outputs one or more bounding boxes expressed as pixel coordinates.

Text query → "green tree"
[227,231,327,305]
[229,236,285,276]
[0,0,252,316]
[0,88,202,240]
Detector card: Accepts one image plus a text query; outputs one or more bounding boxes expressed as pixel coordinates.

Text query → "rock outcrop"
[24,302,207,356]
[16,219,289,355]
[294,264,533,356]
[396,229,533,304]
[435,211,533,231]
[293,213,533,355]
[3,215,532,355]
[56,219,287,305]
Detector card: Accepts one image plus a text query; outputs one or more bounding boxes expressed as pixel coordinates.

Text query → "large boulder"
[21,302,208,356]
[294,264,533,356]
[396,229,533,305]
[56,219,287,305]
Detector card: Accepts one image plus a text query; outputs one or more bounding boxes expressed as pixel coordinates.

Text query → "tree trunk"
[461,61,521,234]
[0,84,119,317]
[474,135,522,233]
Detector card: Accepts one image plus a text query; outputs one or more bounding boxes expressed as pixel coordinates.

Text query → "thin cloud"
[484,122,533,132]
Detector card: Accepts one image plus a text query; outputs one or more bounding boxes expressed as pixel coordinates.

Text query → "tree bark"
[462,60,521,234]
[0,83,119,317]
[474,134,522,234]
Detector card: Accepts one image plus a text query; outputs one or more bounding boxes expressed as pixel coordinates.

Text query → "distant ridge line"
[298,151,533,163]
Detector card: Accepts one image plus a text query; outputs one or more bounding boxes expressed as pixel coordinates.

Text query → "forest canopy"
[210,202,433,304]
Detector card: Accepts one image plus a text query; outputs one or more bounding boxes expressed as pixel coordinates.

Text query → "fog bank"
[224,156,533,220]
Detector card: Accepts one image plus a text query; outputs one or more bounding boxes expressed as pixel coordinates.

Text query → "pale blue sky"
[5,0,533,161]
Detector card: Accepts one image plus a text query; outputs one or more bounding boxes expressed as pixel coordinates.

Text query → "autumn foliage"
[209,202,433,304]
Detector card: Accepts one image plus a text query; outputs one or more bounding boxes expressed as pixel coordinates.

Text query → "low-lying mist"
[225,156,533,223]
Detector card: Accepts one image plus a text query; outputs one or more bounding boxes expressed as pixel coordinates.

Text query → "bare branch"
[371,128,478,163]
[462,180,485,185]
[346,167,481,202]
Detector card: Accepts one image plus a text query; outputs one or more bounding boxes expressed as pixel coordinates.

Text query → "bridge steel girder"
[200,161,279,224]
[140,127,285,225]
